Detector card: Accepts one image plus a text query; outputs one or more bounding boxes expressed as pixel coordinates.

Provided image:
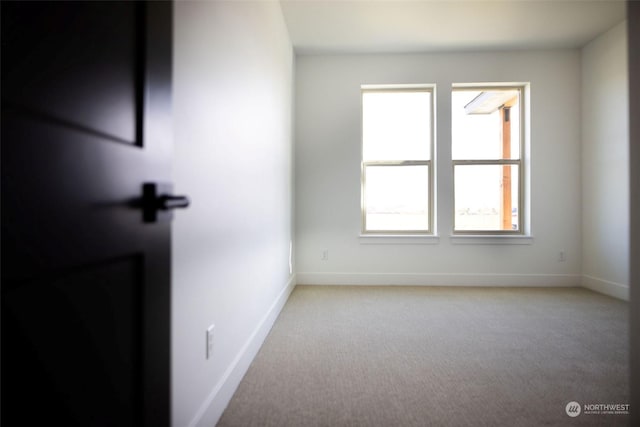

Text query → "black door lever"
[142,183,190,223]
[158,195,190,210]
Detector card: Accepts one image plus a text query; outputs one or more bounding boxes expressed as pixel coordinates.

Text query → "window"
[361,86,434,234]
[452,85,525,233]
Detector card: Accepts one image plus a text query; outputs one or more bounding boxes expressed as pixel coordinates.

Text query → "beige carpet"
[218,286,629,426]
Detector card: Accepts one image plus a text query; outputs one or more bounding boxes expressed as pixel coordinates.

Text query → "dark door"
[2,2,173,426]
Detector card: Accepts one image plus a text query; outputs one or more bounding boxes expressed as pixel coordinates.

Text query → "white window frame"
[452,83,527,235]
[360,85,435,235]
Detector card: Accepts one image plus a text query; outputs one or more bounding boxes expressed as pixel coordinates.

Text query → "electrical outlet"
[558,251,566,262]
[321,249,328,261]
[289,240,293,275]
[206,324,215,360]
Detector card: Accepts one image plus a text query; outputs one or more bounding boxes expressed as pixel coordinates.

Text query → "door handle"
[158,195,190,210]
[142,183,190,223]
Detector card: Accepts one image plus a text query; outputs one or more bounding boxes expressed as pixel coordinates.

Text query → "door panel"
[3,256,143,426]
[1,2,173,426]
[1,1,138,144]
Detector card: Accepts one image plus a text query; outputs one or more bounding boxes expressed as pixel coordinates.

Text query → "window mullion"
[453,159,520,166]
[365,160,430,167]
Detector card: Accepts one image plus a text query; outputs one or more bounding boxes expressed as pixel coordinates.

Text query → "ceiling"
[280,0,627,54]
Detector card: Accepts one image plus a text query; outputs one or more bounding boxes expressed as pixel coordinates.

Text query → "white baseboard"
[189,274,297,427]
[581,274,629,301]
[296,272,581,287]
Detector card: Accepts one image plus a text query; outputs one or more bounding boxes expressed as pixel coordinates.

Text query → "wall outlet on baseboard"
[558,251,566,262]
[206,324,215,360]
[289,240,293,274]
[321,249,328,261]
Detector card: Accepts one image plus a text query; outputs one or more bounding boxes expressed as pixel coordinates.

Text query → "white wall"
[295,50,582,286]
[581,21,629,300]
[172,2,294,426]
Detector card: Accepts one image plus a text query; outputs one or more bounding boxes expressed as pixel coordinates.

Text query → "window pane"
[452,89,520,160]
[454,165,519,231]
[365,165,429,231]
[363,91,431,161]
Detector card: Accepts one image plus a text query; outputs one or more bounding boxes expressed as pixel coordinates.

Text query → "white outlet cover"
[206,324,215,360]
[289,241,293,275]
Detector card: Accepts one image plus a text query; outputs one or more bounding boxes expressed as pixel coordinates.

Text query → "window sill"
[449,234,534,245]
[359,234,440,245]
